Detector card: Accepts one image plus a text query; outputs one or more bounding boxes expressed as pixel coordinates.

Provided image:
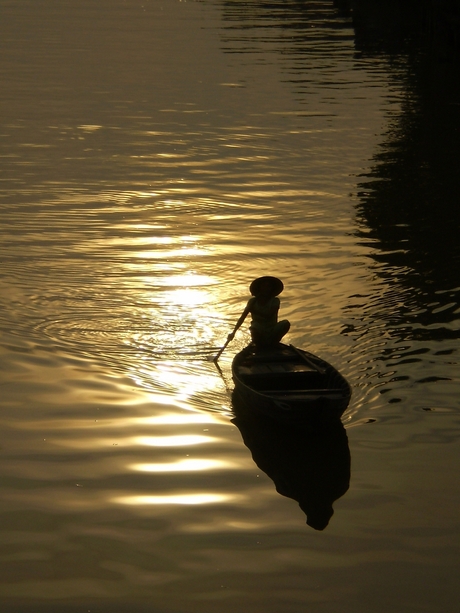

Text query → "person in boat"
[227,276,290,349]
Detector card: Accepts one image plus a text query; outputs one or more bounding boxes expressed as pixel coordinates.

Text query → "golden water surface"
[1,1,459,612]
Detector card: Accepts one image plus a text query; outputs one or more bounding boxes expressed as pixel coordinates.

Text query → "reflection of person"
[227,276,290,349]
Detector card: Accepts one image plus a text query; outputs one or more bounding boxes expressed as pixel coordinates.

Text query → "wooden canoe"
[232,343,351,423]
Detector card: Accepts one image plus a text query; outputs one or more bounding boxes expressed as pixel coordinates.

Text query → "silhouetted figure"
[227,276,290,349]
[232,398,350,530]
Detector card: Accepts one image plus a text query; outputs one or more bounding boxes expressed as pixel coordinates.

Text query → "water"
[1,1,459,611]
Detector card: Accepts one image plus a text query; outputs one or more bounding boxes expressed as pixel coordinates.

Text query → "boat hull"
[232,343,351,424]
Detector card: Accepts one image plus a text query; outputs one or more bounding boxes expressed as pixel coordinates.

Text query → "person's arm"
[227,300,252,340]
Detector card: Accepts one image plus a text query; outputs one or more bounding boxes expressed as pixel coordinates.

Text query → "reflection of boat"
[232,343,351,424]
[232,400,351,530]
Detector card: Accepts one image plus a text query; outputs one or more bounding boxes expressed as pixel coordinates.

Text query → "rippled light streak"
[130,459,231,472]
[9,412,223,432]
[134,434,215,447]
[113,493,232,505]
[164,288,209,306]
[139,414,221,425]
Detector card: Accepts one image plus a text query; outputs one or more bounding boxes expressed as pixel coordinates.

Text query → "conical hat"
[249,276,284,297]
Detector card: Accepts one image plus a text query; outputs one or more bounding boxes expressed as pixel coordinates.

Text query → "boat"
[231,343,351,423]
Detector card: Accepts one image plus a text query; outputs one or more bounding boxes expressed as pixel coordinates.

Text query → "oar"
[213,335,233,364]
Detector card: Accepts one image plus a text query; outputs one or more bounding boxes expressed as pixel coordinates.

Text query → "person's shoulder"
[246,296,256,308]
[270,296,280,306]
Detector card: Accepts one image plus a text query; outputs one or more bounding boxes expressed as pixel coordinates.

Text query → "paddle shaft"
[213,337,232,363]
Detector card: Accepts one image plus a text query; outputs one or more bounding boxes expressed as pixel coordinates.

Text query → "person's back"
[227,276,290,349]
[249,295,279,329]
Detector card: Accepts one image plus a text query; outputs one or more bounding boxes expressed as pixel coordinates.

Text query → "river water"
[1,1,459,612]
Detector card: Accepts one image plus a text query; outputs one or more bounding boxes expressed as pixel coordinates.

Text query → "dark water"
[1,1,459,611]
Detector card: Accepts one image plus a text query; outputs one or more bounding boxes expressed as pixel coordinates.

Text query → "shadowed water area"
[0,1,459,612]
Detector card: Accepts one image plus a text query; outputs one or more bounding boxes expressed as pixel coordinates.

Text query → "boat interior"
[235,346,331,393]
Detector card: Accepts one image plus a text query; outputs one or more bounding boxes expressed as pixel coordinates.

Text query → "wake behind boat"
[232,343,351,423]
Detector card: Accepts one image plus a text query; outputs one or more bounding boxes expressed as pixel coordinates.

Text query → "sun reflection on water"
[9,412,228,434]
[134,434,215,447]
[163,288,209,307]
[112,493,236,506]
[130,459,232,472]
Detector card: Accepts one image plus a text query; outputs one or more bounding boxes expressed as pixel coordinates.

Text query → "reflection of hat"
[299,501,334,531]
[250,276,284,297]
